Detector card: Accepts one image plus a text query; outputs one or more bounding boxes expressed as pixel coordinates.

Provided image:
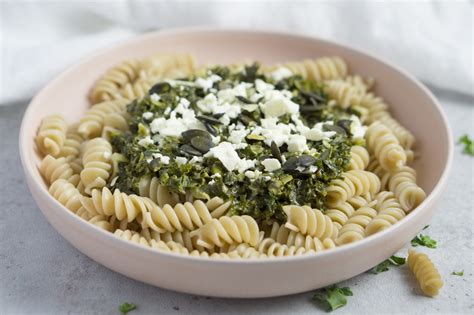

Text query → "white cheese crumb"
[288,134,308,152]
[152,153,170,165]
[175,157,188,165]
[261,158,281,172]
[189,156,203,164]
[208,142,254,173]
[138,136,154,147]
[350,115,367,139]
[260,91,299,117]
[142,112,154,120]
[255,79,274,93]
[150,93,160,102]
[308,165,318,173]
[270,67,293,81]
[244,169,262,180]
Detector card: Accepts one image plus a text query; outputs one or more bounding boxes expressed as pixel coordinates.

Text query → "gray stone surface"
[0,90,473,315]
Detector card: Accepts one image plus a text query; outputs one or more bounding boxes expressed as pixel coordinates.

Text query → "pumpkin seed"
[181,129,211,143]
[323,124,346,134]
[239,114,254,125]
[282,157,299,171]
[337,119,352,135]
[317,150,331,161]
[301,90,326,103]
[246,134,266,141]
[149,82,171,95]
[297,155,316,167]
[300,105,324,113]
[236,95,253,104]
[190,136,213,153]
[180,144,202,156]
[212,113,225,119]
[204,123,217,136]
[197,115,222,125]
[270,141,282,162]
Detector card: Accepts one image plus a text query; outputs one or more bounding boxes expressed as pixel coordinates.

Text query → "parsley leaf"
[411,234,437,248]
[458,134,474,156]
[423,225,429,230]
[371,255,406,274]
[313,285,353,312]
[119,302,137,314]
[452,270,464,276]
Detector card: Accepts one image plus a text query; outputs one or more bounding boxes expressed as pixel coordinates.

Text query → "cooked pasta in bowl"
[19,28,452,298]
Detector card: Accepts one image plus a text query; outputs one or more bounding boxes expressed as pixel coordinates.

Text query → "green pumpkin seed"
[204,123,217,136]
[190,136,213,153]
[297,155,316,167]
[180,144,202,156]
[246,134,266,141]
[197,115,222,125]
[181,129,211,143]
[270,141,282,162]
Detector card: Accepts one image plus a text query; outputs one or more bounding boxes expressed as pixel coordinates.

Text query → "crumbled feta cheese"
[207,142,255,173]
[288,134,308,152]
[270,67,293,81]
[208,179,216,185]
[255,79,274,93]
[178,97,190,107]
[261,158,281,172]
[349,115,367,139]
[263,176,272,181]
[150,93,160,102]
[189,156,203,164]
[142,112,154,120]
[195,74,222,91]
[308,165,318,173]
[305,121,337,141]
[260,91,299,117]
[152,153,170,165]
[175,156,188,165]
[164,107,172,116]
[253,117,292,146]
[138,136,154,147]
[244,169,262,180]
[228,128,249,145]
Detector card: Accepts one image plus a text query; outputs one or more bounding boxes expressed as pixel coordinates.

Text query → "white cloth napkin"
[1,0,472,105]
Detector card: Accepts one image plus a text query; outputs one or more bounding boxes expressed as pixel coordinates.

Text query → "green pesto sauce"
[111,64,357,223]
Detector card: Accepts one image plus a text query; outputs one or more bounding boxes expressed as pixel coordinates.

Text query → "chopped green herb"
[371,255,406,274]
[313,285,353,312]
[411,234,437,248]
[452,270,464,276]
[458,134,474,156]
[119,302,137,314]
[111,64,356,222]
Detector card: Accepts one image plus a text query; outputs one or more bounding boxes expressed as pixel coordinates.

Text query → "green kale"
[371,255,406,274]
[411,234,437,248]
[458,134,474,156]
[452,270,464,276]
[313,285,353,312]
[119,302,136,314]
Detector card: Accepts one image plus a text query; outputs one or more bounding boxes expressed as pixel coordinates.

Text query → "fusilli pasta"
[407,249,443,297]
[36,114,67,157]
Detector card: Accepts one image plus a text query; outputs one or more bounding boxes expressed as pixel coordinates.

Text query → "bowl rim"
[19,26,454,264]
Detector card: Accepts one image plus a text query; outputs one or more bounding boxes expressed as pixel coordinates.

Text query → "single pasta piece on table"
[408,249,443,297]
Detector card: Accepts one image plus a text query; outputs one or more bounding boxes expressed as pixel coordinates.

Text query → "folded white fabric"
[1,0,471,105]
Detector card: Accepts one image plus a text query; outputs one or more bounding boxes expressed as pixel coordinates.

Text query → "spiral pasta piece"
[387,166,426,212]
[264,222,337,252]
[141,53,196,80]
[90,60,144,103]
[140,228,204,252]
[57,123,84,158]
[326,202,356,230]
[336,206,377,245]
[326,170,381,207]
[194,215,260,249]
[81,186,220,233]
[360,93,389,123]
[78,99,129,139]
[348,145,370,170]
[370,111,415,149]
[324,80,363,108]
[80,138,113,194]
[366,122,407,172]
[48,179,82,213]
[344,75,374,94]
[257,238,316,257]
[138,176,180,207]
[283,205,338,239]
[36,114,67,157]
[39,155,76,185]
[365,191,406,235]
[408,249,443,297]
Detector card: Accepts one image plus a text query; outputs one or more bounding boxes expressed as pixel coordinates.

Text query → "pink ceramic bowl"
[19,28,453,298]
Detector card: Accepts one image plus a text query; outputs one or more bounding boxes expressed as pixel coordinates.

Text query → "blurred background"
[0,0,472,105]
